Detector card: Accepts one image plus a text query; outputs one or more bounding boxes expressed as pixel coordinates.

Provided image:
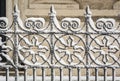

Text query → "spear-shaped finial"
[85,5,95,29]
[14,4,20,13]
[13,4,24,28]
[50,5,56,14]
[85,5,92,17]
[49,5,56,17]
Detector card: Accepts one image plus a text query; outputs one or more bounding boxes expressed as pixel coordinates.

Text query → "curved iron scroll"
[0,5,120,68]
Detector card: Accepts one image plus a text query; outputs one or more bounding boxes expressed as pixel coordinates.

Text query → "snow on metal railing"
[0,4,120,81]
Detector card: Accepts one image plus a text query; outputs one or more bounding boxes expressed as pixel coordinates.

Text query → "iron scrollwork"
[0,35,14,66]
[25,17,45,31]
[59,18,81,32]
[95,18,116,32]
[0,17,11,31]
[0,5,120,68]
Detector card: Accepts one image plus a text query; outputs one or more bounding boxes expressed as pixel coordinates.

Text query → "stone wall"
[77,0,117,9]
[6,0,120,21]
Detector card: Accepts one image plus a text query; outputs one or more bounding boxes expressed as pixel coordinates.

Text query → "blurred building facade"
[6,0,120,21]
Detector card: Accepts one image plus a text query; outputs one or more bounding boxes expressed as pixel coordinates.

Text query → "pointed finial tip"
[50,5,56,14]
[85,5,92,15]
[51,5,54,8]
[14,4,20,13]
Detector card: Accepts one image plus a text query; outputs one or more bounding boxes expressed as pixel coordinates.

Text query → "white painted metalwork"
[0,4,120,81]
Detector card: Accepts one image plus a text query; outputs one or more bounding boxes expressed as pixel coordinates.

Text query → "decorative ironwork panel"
[0,4,120,81]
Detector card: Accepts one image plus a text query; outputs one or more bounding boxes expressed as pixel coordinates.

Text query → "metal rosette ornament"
[54,35,85,66]
[18,35,50,66]
[89,35,120,66]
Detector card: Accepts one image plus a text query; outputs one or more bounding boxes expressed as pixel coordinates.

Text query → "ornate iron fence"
[0,4,120,81]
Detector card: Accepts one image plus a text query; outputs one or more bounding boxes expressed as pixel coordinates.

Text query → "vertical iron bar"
[13,5,19,81]
[14,22,19,81]
[51,68,55,81]
[6,67,9,81]
[69,68,72,81]
[95,68,98,81]
[33,67,36,81]
[77,68,81,81]
[24,67,27,81]
[86,68,90,81]
[49,5,55,81]
[15,68,19,81]
[42,68,45,81]
[104,67,107,81]
[85,6,91,81]
[112,68,116,81]
[60,68,63,81]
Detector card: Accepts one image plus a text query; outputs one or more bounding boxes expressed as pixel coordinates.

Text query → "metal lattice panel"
[0,5,120,81]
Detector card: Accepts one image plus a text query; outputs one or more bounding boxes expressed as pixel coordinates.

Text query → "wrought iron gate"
[0,4,120,81]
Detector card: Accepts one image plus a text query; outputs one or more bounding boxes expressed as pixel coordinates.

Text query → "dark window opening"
[0,0,6,17]
[0,0,6,62]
